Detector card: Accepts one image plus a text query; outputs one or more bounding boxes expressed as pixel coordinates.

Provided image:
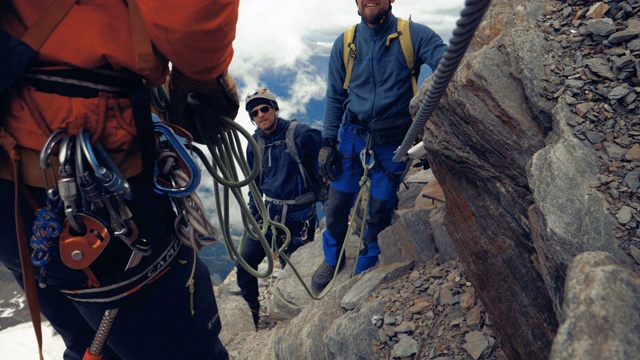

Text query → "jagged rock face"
[550,251,640,360]
[414,0,561,358]
[416,0,640,358]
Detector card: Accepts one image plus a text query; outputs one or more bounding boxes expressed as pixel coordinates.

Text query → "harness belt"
[264,192,315,222]
[60,236,180,303]
[20,66,143,98]
[345,112,368,127]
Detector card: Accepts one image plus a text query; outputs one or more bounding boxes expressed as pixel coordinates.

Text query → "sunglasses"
[250,105,271,118]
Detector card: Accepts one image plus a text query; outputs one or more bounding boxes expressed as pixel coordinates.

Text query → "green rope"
[186,97,376,308]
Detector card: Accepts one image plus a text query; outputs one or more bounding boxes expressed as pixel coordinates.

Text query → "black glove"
[169,68,239,143]
[250,206,263,225]
[318,140,342,182]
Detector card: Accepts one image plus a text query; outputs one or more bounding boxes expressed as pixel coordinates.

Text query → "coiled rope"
[188,95,340,307]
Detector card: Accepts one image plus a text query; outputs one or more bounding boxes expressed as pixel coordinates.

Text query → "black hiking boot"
[311,260,345,293]
[250,309,260,330]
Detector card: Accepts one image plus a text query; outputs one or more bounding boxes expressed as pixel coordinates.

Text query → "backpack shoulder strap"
[384,17,417,95]
[256,135,265,184]
[342,24,357,90]
[397,17,417,95]
[285,119,310,188]
[20,0,76,50]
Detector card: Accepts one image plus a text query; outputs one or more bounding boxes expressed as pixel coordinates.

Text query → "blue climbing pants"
[322,124,407,274]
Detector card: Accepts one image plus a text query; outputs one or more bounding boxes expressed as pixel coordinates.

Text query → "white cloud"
[230,0,466,117]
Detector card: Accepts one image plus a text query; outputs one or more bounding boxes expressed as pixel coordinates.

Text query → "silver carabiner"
[40,130,68,169]
[78,129,132,200]
[78,129,111,183]
[39,130,67,201]
[57,135,84,233]
[58,135,76,177]
[360,134,375,170]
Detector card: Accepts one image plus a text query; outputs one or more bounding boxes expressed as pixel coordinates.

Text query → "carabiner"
[78,129,132,200]
[40,130,67,201]
[360,148,375,170]
[56,135,84,233]
[359,133,375,170]
[153,122,201,197]
[40,130,68,169]
[58,134,76,177]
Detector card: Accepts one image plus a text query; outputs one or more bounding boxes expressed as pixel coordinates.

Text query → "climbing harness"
[83,115,214,359]
[34,122,208,359]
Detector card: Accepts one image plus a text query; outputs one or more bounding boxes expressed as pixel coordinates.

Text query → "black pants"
[0,179,228,360]
[236,213,316,312]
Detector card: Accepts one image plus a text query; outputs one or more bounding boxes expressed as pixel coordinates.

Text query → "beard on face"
[359,2,391,26]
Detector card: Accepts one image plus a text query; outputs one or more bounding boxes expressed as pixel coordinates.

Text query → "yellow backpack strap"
[398,18,417,95]
[342,24,357,90]
[385,17,417,95]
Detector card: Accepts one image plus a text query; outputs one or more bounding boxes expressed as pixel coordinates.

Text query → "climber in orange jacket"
[0,1,239,359]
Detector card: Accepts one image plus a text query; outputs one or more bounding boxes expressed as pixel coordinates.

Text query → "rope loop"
[30,198,63,286]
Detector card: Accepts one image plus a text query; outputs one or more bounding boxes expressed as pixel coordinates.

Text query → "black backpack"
[257,119,328,204]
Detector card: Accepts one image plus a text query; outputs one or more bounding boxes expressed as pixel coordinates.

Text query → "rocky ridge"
[218,168,506,360]
[367,257,504,360]
[540,0,640,273]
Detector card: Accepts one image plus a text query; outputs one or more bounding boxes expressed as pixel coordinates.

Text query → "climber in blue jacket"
[237,88,322,329]
[311,0,447,293]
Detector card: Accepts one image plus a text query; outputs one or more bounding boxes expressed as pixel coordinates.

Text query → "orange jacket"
[1,0,239,187]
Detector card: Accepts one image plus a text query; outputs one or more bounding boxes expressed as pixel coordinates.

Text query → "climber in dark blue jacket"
[237,88,322,329]
[311,0,447,293]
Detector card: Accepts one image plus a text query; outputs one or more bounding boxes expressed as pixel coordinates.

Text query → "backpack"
[342,17,417,95]
[257,120,328,204]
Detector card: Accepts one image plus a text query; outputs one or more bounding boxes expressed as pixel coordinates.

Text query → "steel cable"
[393,0,493,162]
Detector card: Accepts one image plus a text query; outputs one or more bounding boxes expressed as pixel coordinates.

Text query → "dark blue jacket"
[247,118,322,220]
[323,12,447,141]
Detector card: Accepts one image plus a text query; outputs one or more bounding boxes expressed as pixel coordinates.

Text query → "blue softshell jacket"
[247,118,322,218]
[323,12,447,141]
